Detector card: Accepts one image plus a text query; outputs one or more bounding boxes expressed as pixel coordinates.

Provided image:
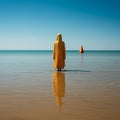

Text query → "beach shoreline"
[0,50,120,120]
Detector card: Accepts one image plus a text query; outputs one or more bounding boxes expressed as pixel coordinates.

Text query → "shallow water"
[0,50,120,120]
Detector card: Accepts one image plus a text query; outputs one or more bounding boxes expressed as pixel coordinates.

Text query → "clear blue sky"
[0,0,120,50]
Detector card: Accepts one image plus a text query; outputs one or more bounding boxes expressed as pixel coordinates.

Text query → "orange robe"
[53,39,66,69]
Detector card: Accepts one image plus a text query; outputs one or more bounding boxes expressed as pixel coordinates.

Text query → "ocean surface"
[0,50,120,71]
[0,50,120,120]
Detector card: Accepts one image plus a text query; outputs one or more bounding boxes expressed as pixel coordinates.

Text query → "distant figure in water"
[80,45,84,53]
[53,33,66,71]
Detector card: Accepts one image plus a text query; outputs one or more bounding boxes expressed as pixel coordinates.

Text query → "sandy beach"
[0,0,120,119]
[0,50,120,120]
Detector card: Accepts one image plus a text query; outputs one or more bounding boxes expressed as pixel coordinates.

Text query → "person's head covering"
[56,33,62,42]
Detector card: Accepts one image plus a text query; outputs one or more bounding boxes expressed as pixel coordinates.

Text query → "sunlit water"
[0,50,120,120]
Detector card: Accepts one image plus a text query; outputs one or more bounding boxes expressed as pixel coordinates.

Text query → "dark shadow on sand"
[62,69,91,72]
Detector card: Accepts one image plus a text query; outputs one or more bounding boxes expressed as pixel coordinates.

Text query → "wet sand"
[0,70,120,120]
[0,50,120,120]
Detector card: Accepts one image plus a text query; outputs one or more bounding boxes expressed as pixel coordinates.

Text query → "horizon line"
[0,49,120,51]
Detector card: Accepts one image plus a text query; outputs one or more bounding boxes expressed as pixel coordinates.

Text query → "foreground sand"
[0,70,120,120]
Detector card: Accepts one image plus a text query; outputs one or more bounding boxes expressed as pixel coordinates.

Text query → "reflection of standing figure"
[53,33,66,71]
[53,72,65,110]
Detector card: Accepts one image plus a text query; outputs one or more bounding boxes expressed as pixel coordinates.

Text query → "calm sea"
[0,50,120,72]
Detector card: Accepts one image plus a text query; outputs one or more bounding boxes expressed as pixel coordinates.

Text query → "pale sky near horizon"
[0,0,120,50]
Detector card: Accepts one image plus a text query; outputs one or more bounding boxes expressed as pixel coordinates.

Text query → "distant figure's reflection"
[53,72,65,110]
[80,53,83,65]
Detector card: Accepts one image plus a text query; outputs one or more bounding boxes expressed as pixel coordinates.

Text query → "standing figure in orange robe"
[53,33,66,71]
